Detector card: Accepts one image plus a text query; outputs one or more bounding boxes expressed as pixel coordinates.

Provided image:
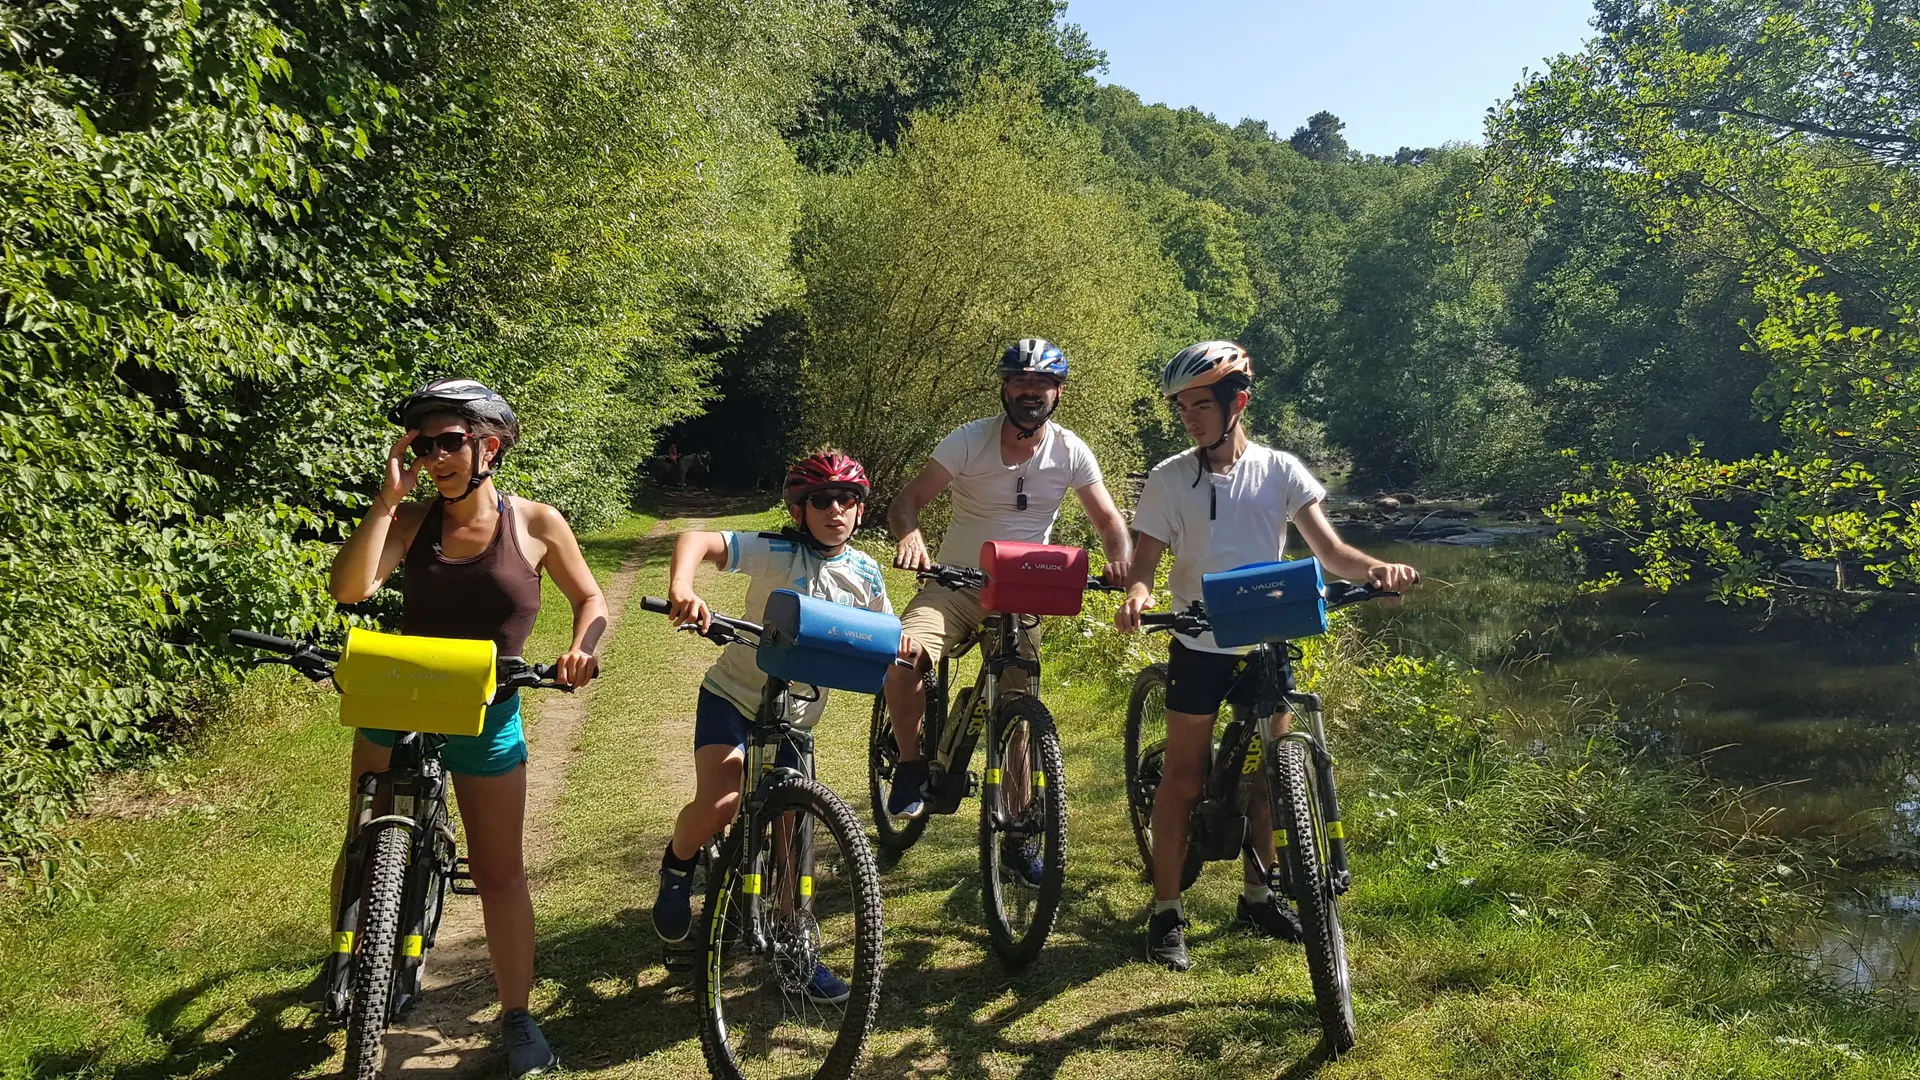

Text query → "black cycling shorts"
[1164,638,1255,716]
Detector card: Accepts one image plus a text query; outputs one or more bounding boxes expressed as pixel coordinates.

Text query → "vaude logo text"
[1018,559,1069,572]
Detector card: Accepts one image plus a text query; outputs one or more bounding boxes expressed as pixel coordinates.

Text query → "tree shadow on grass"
[22,971,338,1080]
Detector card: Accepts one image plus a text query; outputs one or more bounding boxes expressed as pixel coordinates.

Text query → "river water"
[1343,529,1920,995]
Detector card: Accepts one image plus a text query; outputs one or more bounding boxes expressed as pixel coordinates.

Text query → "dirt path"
[383,516,695,1076]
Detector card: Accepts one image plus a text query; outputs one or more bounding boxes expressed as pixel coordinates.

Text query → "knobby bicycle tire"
[344,822,410,1080]
[1274,740,1357,1053]
[699,776,884,1080]
[867,694,929,854]
[979,695,1067,966]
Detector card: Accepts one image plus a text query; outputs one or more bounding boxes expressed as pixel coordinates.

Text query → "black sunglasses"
[409,432,476,459]
[805,489,864,511]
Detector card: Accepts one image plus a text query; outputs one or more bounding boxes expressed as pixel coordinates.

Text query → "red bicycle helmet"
[783,450,870,504]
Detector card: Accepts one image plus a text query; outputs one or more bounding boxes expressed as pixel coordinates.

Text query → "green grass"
[4,504,1920,1078]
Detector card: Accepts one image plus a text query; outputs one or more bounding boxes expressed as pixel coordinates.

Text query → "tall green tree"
[798,84,1187,493]
[1490,0,1920,597]
[1289,110,1351,162]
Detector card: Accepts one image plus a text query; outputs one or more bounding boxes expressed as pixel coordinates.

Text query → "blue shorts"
[359,694,528,778]
[695,687,802,770]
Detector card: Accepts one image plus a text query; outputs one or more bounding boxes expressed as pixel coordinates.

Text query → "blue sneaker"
[653,864,694,943]
[1000,835,1044,888]
[887,759,928,818]
[805,962,850,1005]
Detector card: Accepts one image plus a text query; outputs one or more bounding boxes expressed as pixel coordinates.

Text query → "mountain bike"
[639,596,884,1080]
[1121,579,1395,1053]
[866,561,1119,966]
[227,629,578,1080]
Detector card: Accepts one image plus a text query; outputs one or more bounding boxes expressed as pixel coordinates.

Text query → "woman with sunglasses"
[649,450,912,1002]
[329,378,606,1077]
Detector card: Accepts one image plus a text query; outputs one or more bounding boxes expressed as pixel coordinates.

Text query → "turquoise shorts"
[359,694,528,778]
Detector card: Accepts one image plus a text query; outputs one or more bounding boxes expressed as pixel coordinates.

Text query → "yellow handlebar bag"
[334,628,497,737]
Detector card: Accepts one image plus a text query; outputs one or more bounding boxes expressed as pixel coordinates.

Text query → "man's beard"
[1006,394,1051,427]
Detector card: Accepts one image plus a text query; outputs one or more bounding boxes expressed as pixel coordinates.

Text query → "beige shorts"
[898,584,1044,692]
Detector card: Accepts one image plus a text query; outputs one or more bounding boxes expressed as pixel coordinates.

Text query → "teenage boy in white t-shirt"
[1115,341,1419,971]
[884,339,1131,880]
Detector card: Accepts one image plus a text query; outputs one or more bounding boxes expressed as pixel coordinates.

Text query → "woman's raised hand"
[377,428,424,512]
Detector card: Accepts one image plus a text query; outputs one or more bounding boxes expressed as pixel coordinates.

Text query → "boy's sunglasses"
[805,489,864,511]
[410,432,476,459]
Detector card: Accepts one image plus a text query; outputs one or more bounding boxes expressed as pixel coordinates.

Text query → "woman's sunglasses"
[409,431,476,459]
[805,489,864,511]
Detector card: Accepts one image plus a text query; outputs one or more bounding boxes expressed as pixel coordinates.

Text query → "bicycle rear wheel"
[979,695,1066,966]
[867,694,929,855]
[699,777,883,1080]
[1273,740,1356,1053]
[1123,664,1202,892]
[344,822,410,1080]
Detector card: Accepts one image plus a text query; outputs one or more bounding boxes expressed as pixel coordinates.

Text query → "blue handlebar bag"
[1200,558,1328,648]
[758,589,903,694]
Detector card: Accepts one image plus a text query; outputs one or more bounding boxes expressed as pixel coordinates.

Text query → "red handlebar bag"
[979,541,1089,616]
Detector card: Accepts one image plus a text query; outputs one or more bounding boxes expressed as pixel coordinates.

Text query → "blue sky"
[1064,0,1599,155]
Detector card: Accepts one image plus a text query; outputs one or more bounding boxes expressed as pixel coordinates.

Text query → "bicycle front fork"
[1268,694,1352,895]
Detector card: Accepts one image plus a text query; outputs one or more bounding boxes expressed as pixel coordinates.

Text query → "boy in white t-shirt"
[650,450,912,1005]
[1116,341,1419,971]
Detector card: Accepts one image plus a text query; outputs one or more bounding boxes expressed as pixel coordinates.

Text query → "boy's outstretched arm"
[667,530,730,631]
[1292,502,1420,592]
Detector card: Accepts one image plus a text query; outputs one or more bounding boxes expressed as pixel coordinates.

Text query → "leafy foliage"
[796,83,1186,494]
[0,0,848,885]
[1490,0,1920,596]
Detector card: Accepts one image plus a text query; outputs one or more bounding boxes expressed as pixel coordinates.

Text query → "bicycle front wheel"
[699,777,884,1080]
[344,822,409,1080]
[979,695,1067,966]
[1273,740,1357,1053]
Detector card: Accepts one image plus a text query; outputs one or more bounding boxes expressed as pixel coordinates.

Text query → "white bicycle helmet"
[1160,340,1252,399]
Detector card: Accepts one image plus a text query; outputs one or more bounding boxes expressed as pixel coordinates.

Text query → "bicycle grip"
[640,596,671,615]
[229,629,301,654]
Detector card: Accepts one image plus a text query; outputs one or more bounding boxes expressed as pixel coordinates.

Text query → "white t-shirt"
[931,417,1103,568]
[1132,442,1327,653]
[702,531,892,729]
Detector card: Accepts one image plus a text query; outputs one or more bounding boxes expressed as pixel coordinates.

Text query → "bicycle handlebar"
[1139,580,1405,638]
[227,629,589,690]
[914,562,1125,593]
[639,596,765,648]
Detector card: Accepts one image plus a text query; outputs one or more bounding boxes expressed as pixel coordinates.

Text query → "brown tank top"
[402,495,542,658]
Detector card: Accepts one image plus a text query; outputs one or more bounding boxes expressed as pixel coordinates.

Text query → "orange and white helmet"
[1160,341,1253,399]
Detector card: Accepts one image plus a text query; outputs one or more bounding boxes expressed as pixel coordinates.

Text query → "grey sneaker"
[501,1007,558,1077]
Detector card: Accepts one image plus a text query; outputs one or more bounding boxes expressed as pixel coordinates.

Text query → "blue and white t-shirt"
[702,531,892,729]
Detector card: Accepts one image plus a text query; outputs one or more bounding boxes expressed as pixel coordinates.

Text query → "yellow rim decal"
[403,935,423,958]
[1326,820,1344,841]
[743,873,762,896]
[985,768,1001,785]
[1033,771,1047,789]
[1274,829,1290,848]
[800,875,813,898]
[333,931,354,953]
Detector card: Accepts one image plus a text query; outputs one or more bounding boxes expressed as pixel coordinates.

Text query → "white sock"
[1154,898,1183,917]
[1243,883,1273,905]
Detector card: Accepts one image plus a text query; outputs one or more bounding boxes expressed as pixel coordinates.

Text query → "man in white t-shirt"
[1116,340,1419,971]
[883,339,1132,871]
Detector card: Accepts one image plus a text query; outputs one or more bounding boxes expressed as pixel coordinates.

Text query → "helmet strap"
[441,439,495,504]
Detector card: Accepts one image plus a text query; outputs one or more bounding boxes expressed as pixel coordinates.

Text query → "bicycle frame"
[1194,645,1352,895]
[726,674,820,958]
[921,611,1039,825]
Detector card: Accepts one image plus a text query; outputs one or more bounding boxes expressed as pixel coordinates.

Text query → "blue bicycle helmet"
[998,338,1068,380]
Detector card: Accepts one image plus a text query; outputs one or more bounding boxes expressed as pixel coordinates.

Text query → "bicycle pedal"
[449,857,480,895]
[662,942,699,975]
[966,771,979,796]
